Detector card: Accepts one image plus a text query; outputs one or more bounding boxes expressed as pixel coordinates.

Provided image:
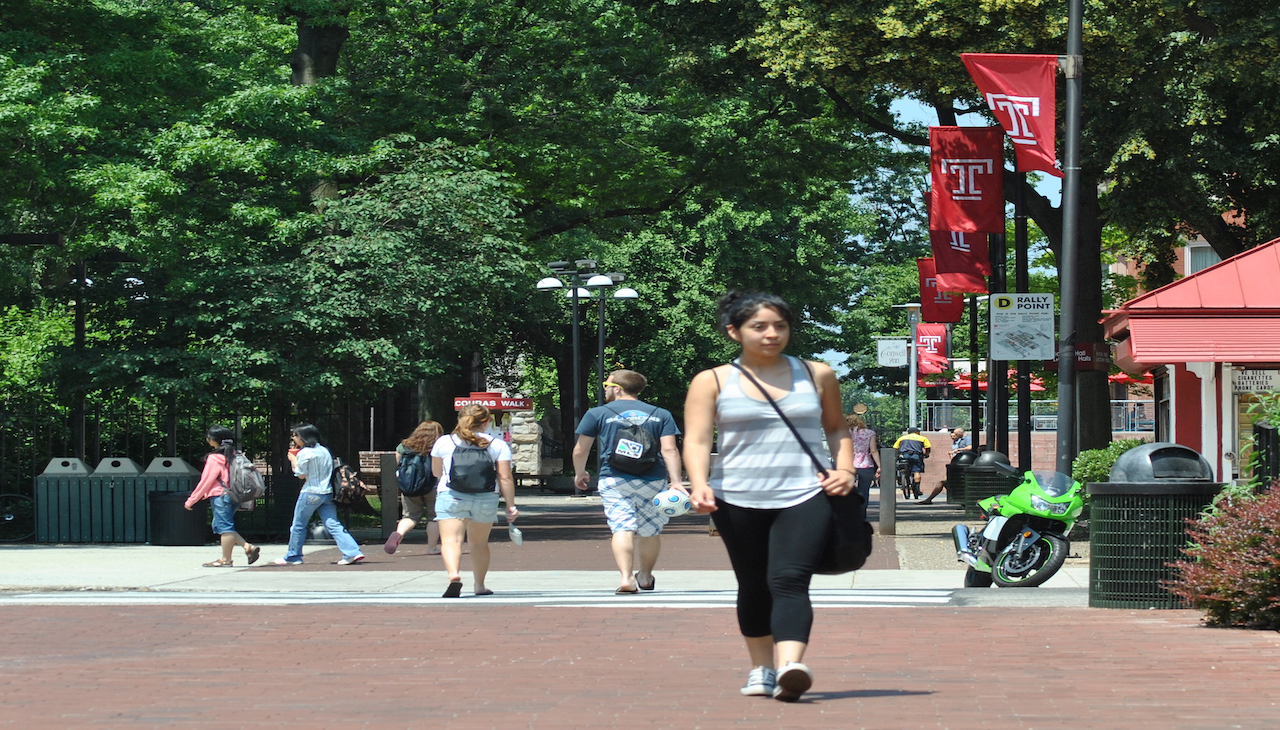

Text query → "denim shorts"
[211,493,238,534]
[434,489,500,523]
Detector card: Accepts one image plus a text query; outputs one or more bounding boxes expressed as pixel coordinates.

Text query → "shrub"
[1165,490,1280,628]
[1071,438,1149,484]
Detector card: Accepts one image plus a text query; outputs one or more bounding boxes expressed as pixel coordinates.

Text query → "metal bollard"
[380,453,399,540]
[878,446,896,535]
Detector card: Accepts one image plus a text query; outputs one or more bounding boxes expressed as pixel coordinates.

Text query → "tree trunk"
[290,18,349,86]
[1075,187,1112,452]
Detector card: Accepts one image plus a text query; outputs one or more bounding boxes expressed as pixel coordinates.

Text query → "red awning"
[1123,316,1280,364]
[1103,237,1280,367]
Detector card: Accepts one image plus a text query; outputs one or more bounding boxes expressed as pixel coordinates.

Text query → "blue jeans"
[285,492,363,561]
[211,494,238,535]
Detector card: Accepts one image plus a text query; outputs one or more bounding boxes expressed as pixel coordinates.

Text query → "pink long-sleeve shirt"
[185,453,227,508]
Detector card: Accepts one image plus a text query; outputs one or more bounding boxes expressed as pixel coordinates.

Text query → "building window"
[1187,244,1221,274]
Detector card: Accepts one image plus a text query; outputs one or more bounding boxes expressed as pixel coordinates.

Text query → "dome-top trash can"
[946,450,979,509]
[963,451,1019,518]
[1088,442,1222,609]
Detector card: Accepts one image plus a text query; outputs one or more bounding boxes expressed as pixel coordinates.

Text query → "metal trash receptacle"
[1088,442,1222,609]
[86,457,146,543]
[148,491,210,546]
[963,451,1019,518]
[35,458,93,543]
[946,450,978,508]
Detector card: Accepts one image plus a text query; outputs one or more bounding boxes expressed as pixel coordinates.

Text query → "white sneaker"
[773,662,813,702]
[740,666,776,696]
[335,555,365,565]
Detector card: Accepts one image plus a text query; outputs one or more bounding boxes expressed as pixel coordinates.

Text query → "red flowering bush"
[1166,489,1280,628]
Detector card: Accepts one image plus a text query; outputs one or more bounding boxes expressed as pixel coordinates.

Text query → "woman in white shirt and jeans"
[431,404,518,597]
[273,423,365,566]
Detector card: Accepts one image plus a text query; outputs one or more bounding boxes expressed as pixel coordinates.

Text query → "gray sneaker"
[740,666,777,696]
[773,662,813,702]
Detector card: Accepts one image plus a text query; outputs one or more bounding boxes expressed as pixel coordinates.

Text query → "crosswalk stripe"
[0,588,954,608]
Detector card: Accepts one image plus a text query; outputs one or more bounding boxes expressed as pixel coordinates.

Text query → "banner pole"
[1015,173,1033,471]
[1056,0,1084,475]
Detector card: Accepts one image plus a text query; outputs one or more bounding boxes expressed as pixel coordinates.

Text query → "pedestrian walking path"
[0,585,956,608]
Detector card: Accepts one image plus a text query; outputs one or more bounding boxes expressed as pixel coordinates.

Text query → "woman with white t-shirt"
[431,404,518,597]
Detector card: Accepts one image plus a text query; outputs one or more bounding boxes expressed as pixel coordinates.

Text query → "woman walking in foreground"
[682,291,855,702]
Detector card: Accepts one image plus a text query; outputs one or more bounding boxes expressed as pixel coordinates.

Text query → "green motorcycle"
[952,469,1085,588]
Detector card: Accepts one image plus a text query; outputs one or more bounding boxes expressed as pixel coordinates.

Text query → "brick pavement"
[1,604,1277,729]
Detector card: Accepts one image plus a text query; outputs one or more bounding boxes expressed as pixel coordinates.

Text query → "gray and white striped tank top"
[709,356,830,509]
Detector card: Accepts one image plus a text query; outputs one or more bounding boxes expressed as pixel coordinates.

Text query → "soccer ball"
[653,489,692,517]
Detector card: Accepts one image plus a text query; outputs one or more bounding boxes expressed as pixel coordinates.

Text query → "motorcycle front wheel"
[991,534,1069,588]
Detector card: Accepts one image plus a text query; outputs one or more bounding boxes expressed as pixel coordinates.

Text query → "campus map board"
[989,293,1055,360]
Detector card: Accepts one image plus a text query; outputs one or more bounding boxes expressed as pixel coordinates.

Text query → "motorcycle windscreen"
[1030,471,1075,497]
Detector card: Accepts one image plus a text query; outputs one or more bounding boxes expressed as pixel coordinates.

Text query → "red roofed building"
[1103,237,1280,482]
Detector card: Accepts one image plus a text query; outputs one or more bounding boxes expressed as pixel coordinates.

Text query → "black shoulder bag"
[730,361,873,575]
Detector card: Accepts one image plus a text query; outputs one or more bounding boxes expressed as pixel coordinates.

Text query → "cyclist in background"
[893,428,931,499]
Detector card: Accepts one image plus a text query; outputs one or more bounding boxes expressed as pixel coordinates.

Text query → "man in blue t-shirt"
[572,369,684,594]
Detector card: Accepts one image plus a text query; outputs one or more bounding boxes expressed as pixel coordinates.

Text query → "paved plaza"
[0,490,1276,728]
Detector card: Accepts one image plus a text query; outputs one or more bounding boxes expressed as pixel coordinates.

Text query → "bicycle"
[896,456,914,500]
[0,493,35,542]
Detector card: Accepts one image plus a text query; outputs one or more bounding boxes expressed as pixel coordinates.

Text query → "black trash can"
[1087,443,1222,609]
[946,450,979,509]
[963,451,1019,518]
[148,491,210,546]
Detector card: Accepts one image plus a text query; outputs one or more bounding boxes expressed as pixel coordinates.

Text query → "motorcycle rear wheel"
[992,534,1068,588]
[964,566,993,587]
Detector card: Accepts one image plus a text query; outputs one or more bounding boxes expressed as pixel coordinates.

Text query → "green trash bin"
[85,457,145,543]
[946,451,978,509]
[963,451,1020,518]
[1088,443,1222,609]
[35,458,93,543]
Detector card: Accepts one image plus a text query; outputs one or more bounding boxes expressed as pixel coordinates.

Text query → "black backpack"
[606,403,659,476]
[396,449,436,497]
[448,436,497,494]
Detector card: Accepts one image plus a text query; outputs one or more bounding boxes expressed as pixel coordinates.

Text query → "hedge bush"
[1165,490,1280,628]
[1071,438,1149,484]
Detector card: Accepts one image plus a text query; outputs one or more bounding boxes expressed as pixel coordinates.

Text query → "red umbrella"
[951,376,1045,392]
[1109,371,1154,385]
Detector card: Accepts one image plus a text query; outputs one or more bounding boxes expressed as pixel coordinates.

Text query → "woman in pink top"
[185,425,261,567]
[846,414,879,522]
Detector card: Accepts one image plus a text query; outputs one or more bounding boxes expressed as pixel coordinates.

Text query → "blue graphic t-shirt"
[576,399,680,481]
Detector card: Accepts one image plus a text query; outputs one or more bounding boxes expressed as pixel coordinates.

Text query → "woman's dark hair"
[716,291,797,335]
[206,424,237,465]
[291,423,322,447]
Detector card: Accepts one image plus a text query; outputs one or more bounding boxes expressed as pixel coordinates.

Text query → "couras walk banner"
[929,126,1005,234]
[961,53,1062,178]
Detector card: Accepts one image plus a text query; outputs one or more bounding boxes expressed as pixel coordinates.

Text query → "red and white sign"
[918,258,965,323]
[929,230,990,293]
[916,323,950,374]
[929,126,1006,234]
[454,392,534,411]
[961,53,1062,178]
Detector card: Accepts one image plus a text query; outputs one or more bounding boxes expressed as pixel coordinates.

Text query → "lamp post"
[584,273,639,405]
[537,260,598,428]
[893,303,922,430]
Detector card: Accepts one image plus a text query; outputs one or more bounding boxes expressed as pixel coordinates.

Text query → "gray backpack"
[448,436,497,494]
[223,452,266,505]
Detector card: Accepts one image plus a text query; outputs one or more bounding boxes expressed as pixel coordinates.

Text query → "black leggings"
[710,492,832,643]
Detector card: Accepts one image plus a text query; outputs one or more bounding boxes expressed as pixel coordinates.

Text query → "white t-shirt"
[430,433,512,493]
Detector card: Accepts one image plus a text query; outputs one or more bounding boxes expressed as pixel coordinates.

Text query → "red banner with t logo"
[918,258,965,323]
[961,53,1062,178]
[929,230,990,293]
[929,126,1006,234]
[916,323,949,374]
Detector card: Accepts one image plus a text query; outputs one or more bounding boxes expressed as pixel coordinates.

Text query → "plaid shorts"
[598,475,670,537]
